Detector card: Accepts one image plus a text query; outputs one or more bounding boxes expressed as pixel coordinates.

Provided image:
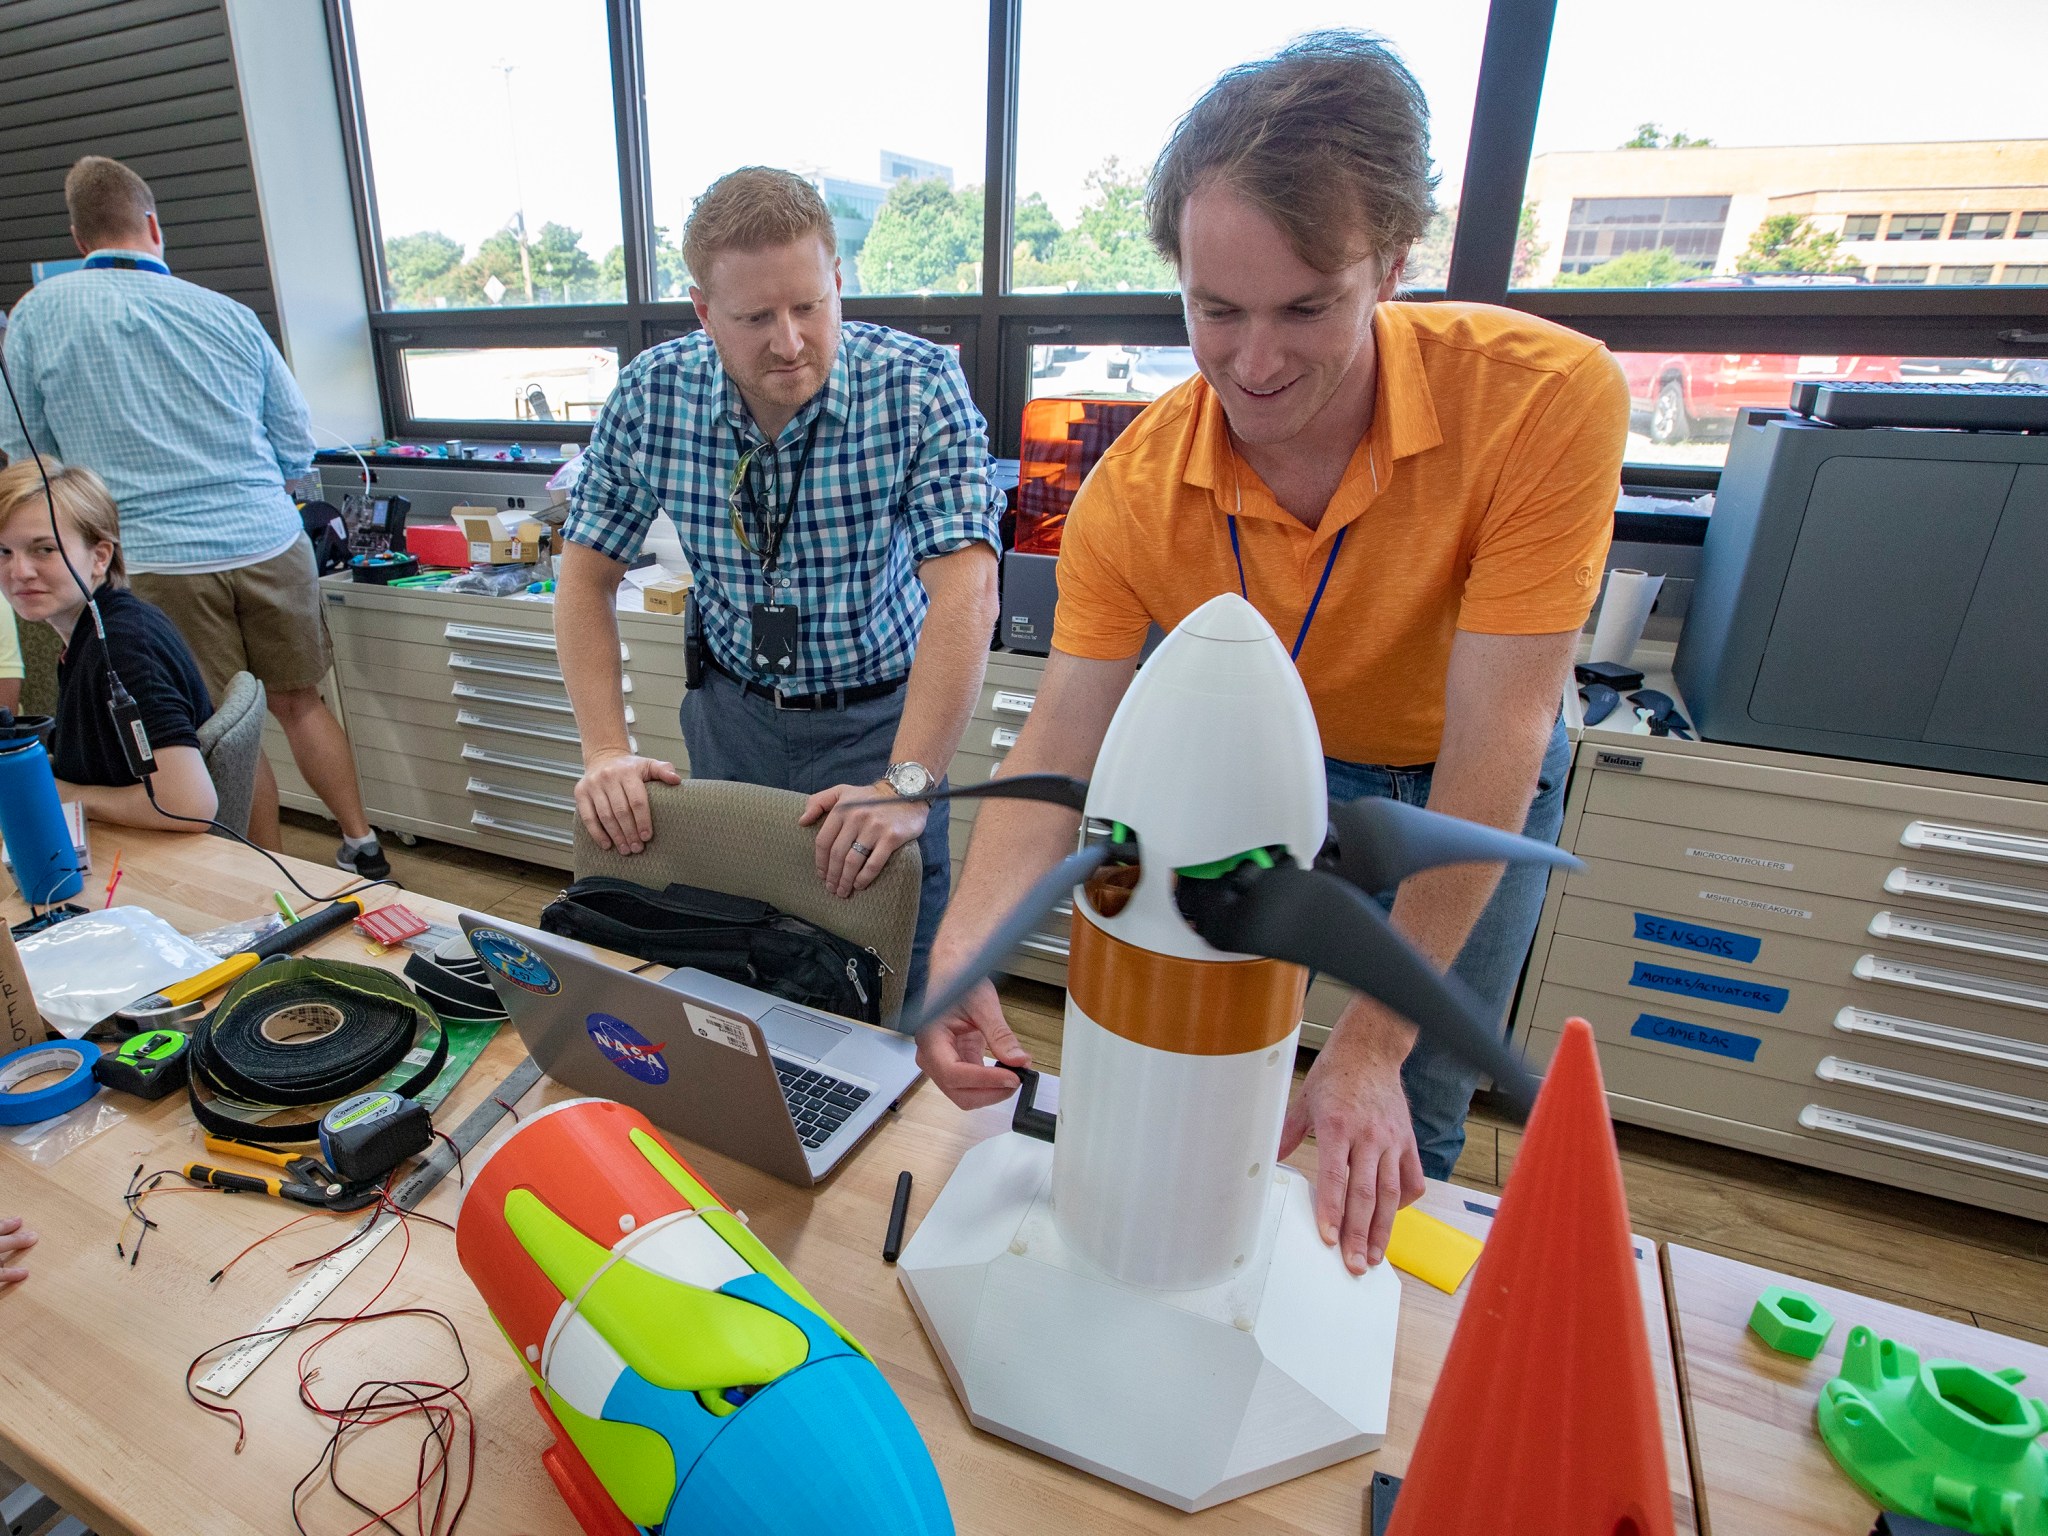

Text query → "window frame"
[323,0,2048,478]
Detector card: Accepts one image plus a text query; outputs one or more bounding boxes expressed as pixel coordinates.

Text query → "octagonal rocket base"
[897,1131,1400,1512]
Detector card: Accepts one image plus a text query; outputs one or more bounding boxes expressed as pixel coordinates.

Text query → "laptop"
[459,914,921,1186]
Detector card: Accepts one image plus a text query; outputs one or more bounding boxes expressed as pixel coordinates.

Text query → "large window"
[1011,2,1489,294]
[1516,0,2048,290]
[348,0,625,310]
[642,3,988,299]
[328,0,2048,467]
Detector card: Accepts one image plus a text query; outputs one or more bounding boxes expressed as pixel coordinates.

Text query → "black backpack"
[539,876,884,1025]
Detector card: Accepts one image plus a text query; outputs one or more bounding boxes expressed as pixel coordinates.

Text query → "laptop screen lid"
[458,913,814,1185]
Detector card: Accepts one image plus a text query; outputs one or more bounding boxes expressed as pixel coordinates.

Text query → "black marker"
[882,1170,913,1263]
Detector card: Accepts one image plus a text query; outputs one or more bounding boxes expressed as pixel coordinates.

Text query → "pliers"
[185,1135,382,1210]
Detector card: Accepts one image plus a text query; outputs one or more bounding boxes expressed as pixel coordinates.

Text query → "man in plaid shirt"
[558,168,1001,1018]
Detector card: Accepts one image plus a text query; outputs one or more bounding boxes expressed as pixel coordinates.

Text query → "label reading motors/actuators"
[1628,960,1789,1013]
[682,1002,758,1057]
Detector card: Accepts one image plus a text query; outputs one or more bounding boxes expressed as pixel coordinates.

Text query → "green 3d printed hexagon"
[1816,1325,2048,1536]
[1750,1285,1835,1359]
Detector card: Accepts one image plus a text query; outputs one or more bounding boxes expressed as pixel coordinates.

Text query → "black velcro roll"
[187,958,446,1143]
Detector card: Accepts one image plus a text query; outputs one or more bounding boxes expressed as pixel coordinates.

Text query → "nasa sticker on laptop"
[586,1012,669,1085]
[469,928,560,995]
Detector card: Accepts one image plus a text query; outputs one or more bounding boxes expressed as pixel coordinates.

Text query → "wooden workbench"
[1664,1243,2048,1536]
[3,828,1695,1533]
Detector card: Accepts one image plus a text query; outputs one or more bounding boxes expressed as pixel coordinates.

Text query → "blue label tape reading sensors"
[1632,913,1762,964]
[0,1041,100,1125]
[1628,961,1789,1013]
[1629,1012,1763,1063]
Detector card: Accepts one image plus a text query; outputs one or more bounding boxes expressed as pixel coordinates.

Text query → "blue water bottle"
[0,713,83,905]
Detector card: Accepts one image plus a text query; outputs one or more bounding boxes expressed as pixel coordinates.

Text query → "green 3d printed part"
[1749,1285,1835,1359]
[1816,1325,2048,1536]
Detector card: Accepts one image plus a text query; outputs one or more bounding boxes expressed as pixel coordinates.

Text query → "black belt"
[707,656,905,711]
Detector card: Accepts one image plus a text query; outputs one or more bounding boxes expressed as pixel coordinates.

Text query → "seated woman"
[0,459,217,831]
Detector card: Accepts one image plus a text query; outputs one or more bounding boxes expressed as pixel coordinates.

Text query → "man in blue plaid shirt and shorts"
[557,168,1002,1019]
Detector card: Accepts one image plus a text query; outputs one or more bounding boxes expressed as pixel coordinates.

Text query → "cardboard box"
[513,520,545,562]
[641,575,692,615]
[452,507,521,565]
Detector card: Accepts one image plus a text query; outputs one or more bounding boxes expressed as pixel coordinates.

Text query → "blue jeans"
[678,666,950,1028]
[1324,719,1571,1179]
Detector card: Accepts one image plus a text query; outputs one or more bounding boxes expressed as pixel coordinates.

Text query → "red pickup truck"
[1621,352,1903,444]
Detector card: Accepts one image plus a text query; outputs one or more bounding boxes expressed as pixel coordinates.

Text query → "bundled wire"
[184,1197,473,1536]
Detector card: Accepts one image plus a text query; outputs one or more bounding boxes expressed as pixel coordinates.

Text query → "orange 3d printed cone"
[1386,1017,1674,1536]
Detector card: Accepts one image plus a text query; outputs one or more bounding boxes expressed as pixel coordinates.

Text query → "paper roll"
[1589,568,1664,666]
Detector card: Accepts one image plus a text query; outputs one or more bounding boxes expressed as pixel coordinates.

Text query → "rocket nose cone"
[1177,591,1279,644]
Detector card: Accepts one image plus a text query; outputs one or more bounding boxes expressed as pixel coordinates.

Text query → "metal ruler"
[194,1055,544,1399]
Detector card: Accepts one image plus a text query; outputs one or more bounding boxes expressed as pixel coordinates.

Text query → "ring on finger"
[849,841,872,859]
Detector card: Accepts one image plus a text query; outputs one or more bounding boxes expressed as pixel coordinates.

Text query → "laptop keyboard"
[773,1057,873,1150]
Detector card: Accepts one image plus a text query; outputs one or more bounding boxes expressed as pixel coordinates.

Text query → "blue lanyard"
[1228,515,1347,662]
[82,253,169,274]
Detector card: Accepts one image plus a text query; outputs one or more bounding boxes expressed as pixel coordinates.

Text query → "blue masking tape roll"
[0,1041,99,1125]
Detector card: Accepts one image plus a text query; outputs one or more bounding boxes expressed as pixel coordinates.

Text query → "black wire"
[141,770,398,908]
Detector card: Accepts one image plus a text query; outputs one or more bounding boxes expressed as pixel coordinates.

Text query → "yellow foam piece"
[1386,1205,1485,1294]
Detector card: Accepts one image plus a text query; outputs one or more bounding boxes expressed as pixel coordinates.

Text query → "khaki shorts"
[130,535,334,700]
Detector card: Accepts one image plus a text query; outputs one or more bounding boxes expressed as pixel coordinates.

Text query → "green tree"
[382,230,462,306]
[1013,192,1063,262]
[1735,213,1863,276]
[530,222,604,303]
[465,228,527,303]
[1038,157,1173,291]
[1514,199,1547,283]
[1622,123,1714,149]
[1397,200,1545,289]
[858,178,977,293]
[1553,247,1711,287]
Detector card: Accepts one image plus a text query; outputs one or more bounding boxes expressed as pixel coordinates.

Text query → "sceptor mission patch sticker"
[469,928,561,995]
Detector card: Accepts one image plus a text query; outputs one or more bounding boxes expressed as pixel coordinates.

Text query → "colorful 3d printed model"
[1750,1285,1836,1359]
[893,593,1578,1511]
[1388,1018,1676,1536]
[1818,1326,2048,1536]
[456,1097,953,1535]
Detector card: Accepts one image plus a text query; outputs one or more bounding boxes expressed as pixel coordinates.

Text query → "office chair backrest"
[195,671,266,838]
[572,778,920,1026]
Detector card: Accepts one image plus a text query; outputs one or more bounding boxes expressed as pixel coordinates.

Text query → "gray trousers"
[677,665,949,1026]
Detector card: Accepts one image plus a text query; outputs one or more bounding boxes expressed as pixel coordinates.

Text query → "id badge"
[749,601,801,678]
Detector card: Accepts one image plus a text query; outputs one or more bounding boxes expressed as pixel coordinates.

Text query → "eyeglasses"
[726,440,780,555]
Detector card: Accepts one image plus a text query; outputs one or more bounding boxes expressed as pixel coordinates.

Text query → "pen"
[883,1170,913,1263]
[103,850,123,907]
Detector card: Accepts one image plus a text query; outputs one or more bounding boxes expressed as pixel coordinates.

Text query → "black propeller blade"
[1176,862,1539,1117]
[912,844,1111,1032]
[1324,795,1580,896]
[855,772,1092,814]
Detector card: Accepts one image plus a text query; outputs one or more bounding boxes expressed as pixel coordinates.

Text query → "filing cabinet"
[262,577,689,869]
[1513,707,2048,1219]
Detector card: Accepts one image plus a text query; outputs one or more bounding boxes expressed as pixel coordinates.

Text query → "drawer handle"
[1868,910,2048,967]
[458,707,634,754]
[452,680,633,725]
[470,810,574,847]
[991,726,1019,751]
[445,623,557,653]
[467,777,577,814]
[992,690,1036,716]
[1900,820,2048,867]
[1798,1104,2048,1183]
[445,622,632,663]
[1016,933,1070,961]
[1815,1055,2048,1128]
[448,652,598,688]
[1835,1006,2048,1074]
[1885,866,2048,918]
[461,744,581,782]
[1853,955,2048,1014]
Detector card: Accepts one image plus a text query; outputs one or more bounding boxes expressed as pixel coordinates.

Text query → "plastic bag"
[14,907,217,1037]
[9,1098,125,1166]
[442,563,545,596]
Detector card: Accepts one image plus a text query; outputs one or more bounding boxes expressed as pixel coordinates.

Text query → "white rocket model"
[893,594,1574,1511]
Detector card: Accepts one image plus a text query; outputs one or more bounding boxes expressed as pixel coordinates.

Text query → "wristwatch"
[883,761,936,798]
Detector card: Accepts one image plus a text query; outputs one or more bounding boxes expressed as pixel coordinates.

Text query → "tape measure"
[319,1089,433,1183]
[93,1028,191,1100]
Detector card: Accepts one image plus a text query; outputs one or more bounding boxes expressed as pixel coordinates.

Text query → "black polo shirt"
[53,586,213,787]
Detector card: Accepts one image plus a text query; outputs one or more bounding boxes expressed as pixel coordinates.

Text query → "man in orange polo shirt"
[919,32,1628,1275]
